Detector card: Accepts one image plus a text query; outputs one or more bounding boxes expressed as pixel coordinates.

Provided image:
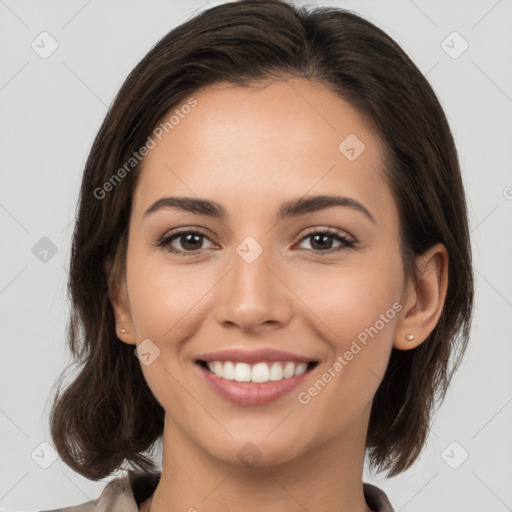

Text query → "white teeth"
[223,361,235,380]
[294,362,307,376]
[234,362,252,382]
[203,360,312,382]
[269,362,283,381]
[283,362,295,378]
[213,361,223,376]
[251,362,270,383]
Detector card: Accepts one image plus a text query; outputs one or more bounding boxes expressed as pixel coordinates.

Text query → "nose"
[214,244,294,333]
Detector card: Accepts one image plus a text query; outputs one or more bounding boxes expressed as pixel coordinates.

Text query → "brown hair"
[49,0,474,480]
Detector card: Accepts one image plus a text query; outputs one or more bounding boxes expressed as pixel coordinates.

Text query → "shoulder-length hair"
[49,0,474,480]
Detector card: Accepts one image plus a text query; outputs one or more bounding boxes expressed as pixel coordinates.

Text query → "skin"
[111,77,448,512]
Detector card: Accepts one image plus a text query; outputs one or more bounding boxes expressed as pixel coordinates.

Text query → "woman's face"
[114,78,408,467]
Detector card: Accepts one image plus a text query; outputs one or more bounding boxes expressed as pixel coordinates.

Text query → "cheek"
[125,250,213,339]
[294,248,403,404]
[292,272,402,439]
[125,254,208,410]
[298,250,403,344]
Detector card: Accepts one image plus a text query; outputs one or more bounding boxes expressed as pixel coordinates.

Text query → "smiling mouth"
[196,359,319,383]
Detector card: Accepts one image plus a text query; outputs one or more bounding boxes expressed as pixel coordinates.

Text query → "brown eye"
[296,229,355,255]
[157,229,214,256]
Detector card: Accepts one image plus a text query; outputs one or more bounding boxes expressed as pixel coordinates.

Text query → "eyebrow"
[143,194,376,225]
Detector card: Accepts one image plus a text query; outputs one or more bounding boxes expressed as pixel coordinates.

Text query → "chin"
[201,432,310,470]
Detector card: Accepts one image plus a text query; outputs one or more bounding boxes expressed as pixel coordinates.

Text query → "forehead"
[133,78,395,227]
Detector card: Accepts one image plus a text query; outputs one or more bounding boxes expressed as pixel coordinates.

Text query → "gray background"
[1,0,511,510]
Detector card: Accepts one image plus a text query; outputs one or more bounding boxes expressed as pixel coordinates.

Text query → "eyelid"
[297,226,355,243]
[156,226,214,245]
[293,227,356,255]
[157,225,354,244]
[156,225,357,257]
[156,227,217,255]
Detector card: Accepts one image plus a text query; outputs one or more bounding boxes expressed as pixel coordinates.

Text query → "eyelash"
[156,227,356,257]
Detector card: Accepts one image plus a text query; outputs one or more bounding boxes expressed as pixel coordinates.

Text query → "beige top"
[38,471,395,512]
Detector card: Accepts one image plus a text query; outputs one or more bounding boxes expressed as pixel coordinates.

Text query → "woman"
[43,1,474,511]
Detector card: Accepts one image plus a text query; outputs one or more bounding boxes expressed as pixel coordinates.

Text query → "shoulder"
[36,473,388,512]
[37,472,140,512]
[363,482,395,512]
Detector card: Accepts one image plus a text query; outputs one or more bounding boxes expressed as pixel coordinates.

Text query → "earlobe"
[110,281,136,345]
[116,323,136,345]
[394,243,449,351]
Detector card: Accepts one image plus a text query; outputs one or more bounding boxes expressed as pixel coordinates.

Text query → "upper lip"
[196,348,318,364]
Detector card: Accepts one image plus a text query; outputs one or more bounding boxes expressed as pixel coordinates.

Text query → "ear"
[394,243,449,351]
[107,258,137,346]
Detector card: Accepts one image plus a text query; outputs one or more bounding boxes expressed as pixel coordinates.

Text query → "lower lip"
[196,363,315,406]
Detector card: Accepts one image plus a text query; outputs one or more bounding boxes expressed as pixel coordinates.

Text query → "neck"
[145,406,373,512]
